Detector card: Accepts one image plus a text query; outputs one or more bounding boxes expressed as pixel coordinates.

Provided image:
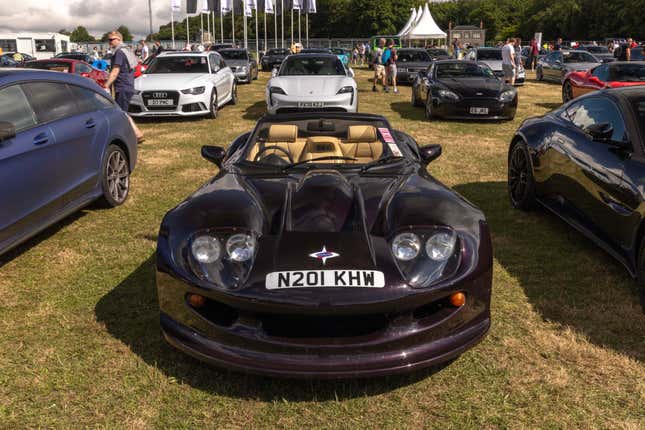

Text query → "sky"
[0,0,184,39]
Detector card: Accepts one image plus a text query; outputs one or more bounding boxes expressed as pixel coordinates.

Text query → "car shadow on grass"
[243,100,267,121]
[534,102,562,110]
[453,181,645,361]
[95,254,454,399]
[390,101,426,121]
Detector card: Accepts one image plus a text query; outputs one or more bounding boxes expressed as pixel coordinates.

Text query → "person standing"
[452,37,460,59]
[140,40,149,61]
[502,38,516,86]
[554,37,563,51]
[154,40,164,56]
[514,38,522,69]
[386,39,398,94]
[372,38,386,92]
[359,43,365,66]
[529,37,538,70]
[103,31,143,143]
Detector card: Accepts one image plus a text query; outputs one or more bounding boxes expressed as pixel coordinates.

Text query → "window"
[34,39,56,52]
[570,97,628,143]
[68,85,113,113]
[0,85,37,132]
[591,65,609,82]
[21,82,78,123]
[0,39,17,52]
[145,56,210,74]
[75,63,92,75]
[472,32,481,39]
[208,54,219,72]
[61,41,68,52]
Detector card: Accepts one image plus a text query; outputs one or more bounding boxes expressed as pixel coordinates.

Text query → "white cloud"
[0,0,185,39]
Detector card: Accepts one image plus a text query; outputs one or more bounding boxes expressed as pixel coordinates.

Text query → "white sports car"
[129,51,237,118]
[266,54,358,114]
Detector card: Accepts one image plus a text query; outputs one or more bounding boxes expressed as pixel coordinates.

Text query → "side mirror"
[419,144,442,164]
[554,60,562,66]
[201,145,226,166]
[271,67,279,78]
[347,68,355,78]
[0,121,16,142]
[585,122,613,141]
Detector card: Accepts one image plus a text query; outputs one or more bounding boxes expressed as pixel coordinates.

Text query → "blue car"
[331,48,350,66]
[0,69,137,256]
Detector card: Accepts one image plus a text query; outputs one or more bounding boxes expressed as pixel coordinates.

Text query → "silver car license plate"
[298,101,324,108]
[147,99,174,106]
[469,107,489,115]
[266,270,385,290]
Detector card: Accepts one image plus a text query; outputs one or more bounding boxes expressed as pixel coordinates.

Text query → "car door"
[545,52,562,81]
[208,53,226,103]
[555,97,634,246]
[0,83,59,248]
[582,64,610,96]
[21,81,100,207]
[217,54,233,100]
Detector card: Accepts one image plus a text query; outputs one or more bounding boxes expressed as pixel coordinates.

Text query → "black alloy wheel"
[536,67,543,81]
[424,94,434,120]
[637,240,645,313]
[100,144,130,207]
[411,86,421,107]
[508,142,536,210]
[562,80,574,103]
[229,81,238,105]
[208,89,218,119]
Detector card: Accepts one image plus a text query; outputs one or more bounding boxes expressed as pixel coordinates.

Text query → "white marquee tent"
[401,3,447,40]
[396,8,417,37]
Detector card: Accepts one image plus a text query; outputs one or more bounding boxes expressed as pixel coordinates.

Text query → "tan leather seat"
[247,124,307,162]
[341,125,383,163]
[299,136,344,163]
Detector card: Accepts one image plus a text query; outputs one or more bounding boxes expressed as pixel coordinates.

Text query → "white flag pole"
[187,15,190,47]
[306,12,308,47]
[207,11,210,43]
[298,8,301,43]
[274,2,278,48]
[255,8,259,62]
[200,12,204,43]
[281,0,284,48]
[212,10,216,42]
[244,9,248,49]
[290,6,293,47]
[220,9,224,43]
[171,10,176,49]
[264,10,267,54]
[232,1,235,46]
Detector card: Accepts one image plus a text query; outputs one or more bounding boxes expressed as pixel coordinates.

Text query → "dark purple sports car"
[156,113,492,378]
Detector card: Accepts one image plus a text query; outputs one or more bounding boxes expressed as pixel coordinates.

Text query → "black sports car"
[156,112,493,378]
[411,60,518,120]
[261,48,291,71]
[426,48,451,62]
[508,87,645,300]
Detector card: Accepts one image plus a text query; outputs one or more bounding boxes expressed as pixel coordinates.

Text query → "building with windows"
[0,33,71,59]
[448,25,486,48]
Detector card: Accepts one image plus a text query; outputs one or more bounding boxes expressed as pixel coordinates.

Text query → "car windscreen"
[563,52,597,63]
[145,56,210,74]
[584,46,609,54]
[220,50,249,60]
[331,48,349,55]
[398,50,431,62]
[609,64,645,81]
[631,48,645,61]
[24,62,71,73]
[631,96,645,140]
[427,49,448,57]
[267,49,289,55]
[302,49,332,54]
[280,56,345,76]
[477,50,502,61]
[436,62,495,79]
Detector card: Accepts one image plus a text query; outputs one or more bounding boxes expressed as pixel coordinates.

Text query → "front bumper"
[234,70,251,83]
[267,93,357,115]
[397,69,426,84]
[156,233,492,378]
[128,92,210,117]
[431,96,517,120]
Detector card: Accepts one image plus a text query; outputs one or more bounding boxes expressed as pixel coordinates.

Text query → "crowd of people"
[371,38,399,94]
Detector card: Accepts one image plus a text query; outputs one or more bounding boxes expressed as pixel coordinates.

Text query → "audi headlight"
[181,86,206,95]
[226,234,256,262]
[191,235,221,263]
[337,86,354,95]
[438,89,460,101]
[500,89,516,102]
[241,66,248,72]
[392,233,421,261]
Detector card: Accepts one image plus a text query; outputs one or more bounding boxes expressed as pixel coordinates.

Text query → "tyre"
[424,94,434,120]
[411,86,421,107]
[208,89,218,119]
[637,240,645,313]
[562,80,574,103]
[508,141,536,210]
[229,81,238,105]
[99,144,130,207]
[536,67,543,81]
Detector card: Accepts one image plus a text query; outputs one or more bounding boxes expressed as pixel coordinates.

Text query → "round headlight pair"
[391,231,457,262]
[191,233,256,263]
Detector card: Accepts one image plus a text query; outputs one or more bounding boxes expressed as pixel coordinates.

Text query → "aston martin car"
[508,87,645,301]
[266,54,357,114]
[261,48,290,71]
[562,61,645,103]
[467,47,525,85]
[129,51,237,118]
[156,112,493,378]
[396,48,432,83]
[537,50,600,83]
[411,60,517,120]
[218,48,258,83]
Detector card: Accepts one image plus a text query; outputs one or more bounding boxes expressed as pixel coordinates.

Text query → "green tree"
[70,26,96,43]
[101,25,134,42]
[58,29,71,36]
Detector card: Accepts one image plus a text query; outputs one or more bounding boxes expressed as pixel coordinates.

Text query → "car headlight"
[438,89,460,101]
[392,233,421,261]
[134,90,141,95]
[269,86,286,95]
[390,227,461,288]
[191,235,221,263]
[337,86,354,95]
[500,89,516,102]
[181,86,206,95]
[226,233,256,262]
[241,66,247,72]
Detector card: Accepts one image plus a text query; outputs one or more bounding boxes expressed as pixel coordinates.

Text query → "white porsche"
[266,53,358,114]
[129,51,237,118]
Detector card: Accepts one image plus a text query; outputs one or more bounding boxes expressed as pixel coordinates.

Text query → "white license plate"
[147,99,174,106]
[297,101,324,108]
[266,270,385,290]
[469,107,489,115]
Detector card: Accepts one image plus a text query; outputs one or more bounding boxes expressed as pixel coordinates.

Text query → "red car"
[23,59,108,87]
[562,61,645,102]
[134,56,154,78]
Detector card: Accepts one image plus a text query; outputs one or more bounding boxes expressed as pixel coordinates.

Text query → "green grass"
[0,69,644,429]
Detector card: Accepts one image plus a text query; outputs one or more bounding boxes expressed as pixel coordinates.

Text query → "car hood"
[269,76,355,96]
[478,60,503,71]
[263,54,287,61]
[225,59,250,68]
[398,61,431,70]
[135,73,209,90]
[438,77,507,98]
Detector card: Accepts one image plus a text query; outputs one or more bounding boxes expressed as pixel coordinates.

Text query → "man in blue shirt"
[103,31,143,142]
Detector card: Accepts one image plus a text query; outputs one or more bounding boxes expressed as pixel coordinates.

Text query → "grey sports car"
[396,48,433,84]
[266,53,358,115]
[537,50,600,83]
[219,48,258,83]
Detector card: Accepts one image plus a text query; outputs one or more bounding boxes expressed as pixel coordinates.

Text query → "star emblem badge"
[309,246,339,265]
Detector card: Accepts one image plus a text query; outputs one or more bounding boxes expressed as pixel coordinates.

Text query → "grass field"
[0,68,644,429]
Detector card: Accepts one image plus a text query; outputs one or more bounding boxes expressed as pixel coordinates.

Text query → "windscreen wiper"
[360,156,404,173]
[281,156,357,172]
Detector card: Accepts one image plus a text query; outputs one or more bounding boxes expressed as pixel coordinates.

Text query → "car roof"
[219,48,248,52]
[158,51,209,57]
[0,68,102,91]
[27,58,78,64]
[288,53,337,58]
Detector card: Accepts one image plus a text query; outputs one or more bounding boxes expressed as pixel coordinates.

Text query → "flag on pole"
[291,0,303,10]
[244,0,255,17]
[263,0,274,14]
[201,0,210,12]
[171,0,181,12]
[187,0,198,14]
[305,0,315,13]
[221,0,232,13]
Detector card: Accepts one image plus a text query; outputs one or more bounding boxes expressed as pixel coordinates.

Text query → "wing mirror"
[201,145,226,166]
[419,144,442,164]
[347,68,355,78]
[0,121,16,142]
[271,67,279,78]
[585,122,613,141]
[554,60,562,66]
